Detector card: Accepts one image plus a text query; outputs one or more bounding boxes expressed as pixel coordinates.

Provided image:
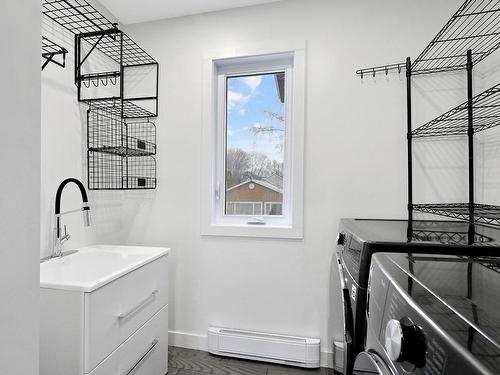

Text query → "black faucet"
[53,178,91,257]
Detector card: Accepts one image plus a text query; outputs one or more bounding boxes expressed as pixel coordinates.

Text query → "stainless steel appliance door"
[353,352,394,375]
[336,252,355,375]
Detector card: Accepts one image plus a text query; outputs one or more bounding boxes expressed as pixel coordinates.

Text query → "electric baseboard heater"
[207,327,320,368]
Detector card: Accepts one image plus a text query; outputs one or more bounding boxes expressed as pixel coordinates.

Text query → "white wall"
[119,0,467,366]
[40,2,125,259]
[0,0,41,373]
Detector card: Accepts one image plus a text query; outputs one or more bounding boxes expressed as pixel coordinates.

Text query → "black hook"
[372,68,375,78]
[83,80,91,88]
[110,77,117,85]
[92,78,99,87]
[385,66,389,75]
[101,77,108,86]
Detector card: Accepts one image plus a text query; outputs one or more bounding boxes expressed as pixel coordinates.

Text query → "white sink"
[40,245,170,292]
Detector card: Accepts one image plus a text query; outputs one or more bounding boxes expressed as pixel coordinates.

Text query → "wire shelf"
[42,36,68,70]
[80,31,156,67]
[88,152,156,190]
[88,108,156,157]
[87,108,156,190]
[412,0,500,74]
[412,83,500,138]
[43,0,156,66]
[85,99,156,119]
[410,229,493,244]
[42,0,114,34]
[414,203,500,227]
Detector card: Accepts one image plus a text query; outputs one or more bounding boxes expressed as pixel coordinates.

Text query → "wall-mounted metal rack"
[356,62,405,78]
[75,28,159,119]
[42,0,159,190]
[356,0,500,243]
[42,36,68,71]
[87,108,156,190]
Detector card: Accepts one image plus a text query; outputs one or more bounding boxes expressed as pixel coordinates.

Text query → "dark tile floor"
[168,346,334,375]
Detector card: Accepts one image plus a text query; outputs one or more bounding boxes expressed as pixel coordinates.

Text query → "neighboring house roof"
[226,179,283,194]
[262,173,283,190]
[274,72,285,103]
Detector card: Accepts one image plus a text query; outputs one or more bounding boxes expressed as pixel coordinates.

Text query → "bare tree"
[226,148,250,188]
[249,110,285,136]
[225,148,283,188]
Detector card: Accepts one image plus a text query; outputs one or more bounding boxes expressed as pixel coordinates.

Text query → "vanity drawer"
[84,255,168,373]
[88,305,168,375]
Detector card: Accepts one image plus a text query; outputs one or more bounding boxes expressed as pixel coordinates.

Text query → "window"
[202,44,305,239]
[264,202,283,216]
[226,202,263,215]
[224,71,286,219]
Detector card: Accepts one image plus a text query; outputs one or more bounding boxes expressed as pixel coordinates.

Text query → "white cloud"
[227,90,248,108]
[239,109,246,116]
[241,76,262,92]
[227,128,235,136]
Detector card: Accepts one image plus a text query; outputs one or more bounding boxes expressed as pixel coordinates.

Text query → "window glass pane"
[225,72,285,216]
[264,202,282,215]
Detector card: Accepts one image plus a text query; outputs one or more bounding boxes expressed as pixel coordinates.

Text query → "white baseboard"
[169,330,208,351]
[168,331,333,368]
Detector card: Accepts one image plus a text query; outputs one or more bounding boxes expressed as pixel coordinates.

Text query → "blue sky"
[226,73,285,162]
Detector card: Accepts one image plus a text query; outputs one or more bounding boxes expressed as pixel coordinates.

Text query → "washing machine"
[335,218,500,374]
[357,251,500,374]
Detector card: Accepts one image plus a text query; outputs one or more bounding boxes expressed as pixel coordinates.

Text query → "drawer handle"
[122,338,159,375]
[118,290,159,321]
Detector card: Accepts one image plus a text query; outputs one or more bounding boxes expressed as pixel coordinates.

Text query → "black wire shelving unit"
[357,0,500,241]
[410,227,494,244]
[42,0,159,190]
[42,36,68,71]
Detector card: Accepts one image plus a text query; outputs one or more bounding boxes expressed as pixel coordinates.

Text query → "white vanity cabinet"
[40,245,170,375]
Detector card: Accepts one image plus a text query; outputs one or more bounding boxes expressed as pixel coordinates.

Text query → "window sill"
[201,223,303,240]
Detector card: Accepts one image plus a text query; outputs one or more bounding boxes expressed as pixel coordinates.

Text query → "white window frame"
[201,42,305,239]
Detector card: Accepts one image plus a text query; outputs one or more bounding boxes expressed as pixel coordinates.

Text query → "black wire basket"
[87,108,157,190]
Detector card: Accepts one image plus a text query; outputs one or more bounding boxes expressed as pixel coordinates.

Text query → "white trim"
[168,330,333,368]
[201,41,305,239]
[169,330,208,351]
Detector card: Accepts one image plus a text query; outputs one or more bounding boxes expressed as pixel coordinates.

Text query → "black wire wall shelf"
[42,36,68,71]
[413,203,500,227]
[88,152,157,190]
[42,0,159,120]
[87,108,156,190]
[42,0,159,190]
[42,0,115,34]
[86,99,156,119]
[412,83,500,138]
[75,28,159,119]
[412,0,500,75]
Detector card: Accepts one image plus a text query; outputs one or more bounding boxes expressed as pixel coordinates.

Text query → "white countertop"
[40,245,170,292]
